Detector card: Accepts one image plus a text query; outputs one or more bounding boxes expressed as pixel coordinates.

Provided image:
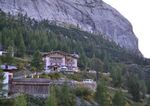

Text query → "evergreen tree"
[146,80,150,94]
[90,57,103,82]
[90,57,103,72]
[0,69,4,97]
[4,45,14,64]
[127,74,141,102]
[60,84,71,106]
[139,80,147,99]
[18,38,26,57]
[95,81,110,106]
[112,90,126,106]
[111,64,123,87]
[0,57,5,97]
[45,86,57,106]
[57,83,76,106]
[31,50,44,73]
[16,33,26,57]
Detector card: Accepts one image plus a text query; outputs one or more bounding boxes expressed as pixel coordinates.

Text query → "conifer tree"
[46,86,57,106]
[18,38,26,57]
[112,90,126,106]
[95,81,110,106]
[31,50,44,73]
[57,83,76,106]
[111,64,123,87]
[90,57,103,82]
[0,69,4,97]
[5,45,14,64]
[127,74,141,102]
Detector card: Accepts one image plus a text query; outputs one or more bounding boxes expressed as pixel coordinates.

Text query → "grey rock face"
[0,0,140,54]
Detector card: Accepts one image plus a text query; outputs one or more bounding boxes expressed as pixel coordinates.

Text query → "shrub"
[73,87,93,101]
[49,73,61,80]
[39,73,49,78]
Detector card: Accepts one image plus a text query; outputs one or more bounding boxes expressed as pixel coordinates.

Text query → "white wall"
[0,51,3,56]
[73,59,77,67]
[45,57,50,70]
[62,57,65,66]
[2,72,9,97]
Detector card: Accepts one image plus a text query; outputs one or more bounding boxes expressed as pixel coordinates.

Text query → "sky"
[103,0,150,58]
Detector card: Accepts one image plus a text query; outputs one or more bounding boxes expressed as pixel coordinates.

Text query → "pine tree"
[46,86,57,106]
[90,57,103,82]
[57,83,76,106]
[127,74,141,102]
[5,45,14,64]
[111,64,123,87]
[95,81,111,106]
[112,90,126,106]
[146,80,150,94]
[0,69,4,97]
[61,84,70,106]
[16,33,26,57]
[140,80,147,99]
[31,50,44,73]
[18,39,26,57]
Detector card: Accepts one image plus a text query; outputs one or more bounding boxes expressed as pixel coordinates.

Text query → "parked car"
[60,66,67,72]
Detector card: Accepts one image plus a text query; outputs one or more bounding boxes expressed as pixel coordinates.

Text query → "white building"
[1,65,17,97]
[2,72,11,97]
[0,51,7,56]
[42,51,79,72]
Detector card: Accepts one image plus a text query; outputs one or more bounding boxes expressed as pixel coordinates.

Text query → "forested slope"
[0,10,145,68]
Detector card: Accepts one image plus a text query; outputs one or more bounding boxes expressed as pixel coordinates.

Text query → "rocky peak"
[0,0,141,55]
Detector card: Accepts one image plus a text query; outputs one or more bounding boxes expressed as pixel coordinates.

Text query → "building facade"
[1,65,17,97]
[42,51,79,72]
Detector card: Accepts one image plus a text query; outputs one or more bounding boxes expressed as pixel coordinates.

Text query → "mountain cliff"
[0,0,140,54]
